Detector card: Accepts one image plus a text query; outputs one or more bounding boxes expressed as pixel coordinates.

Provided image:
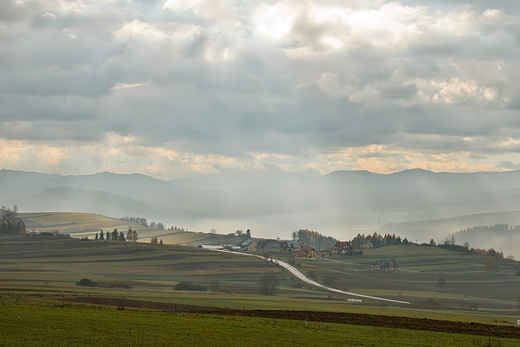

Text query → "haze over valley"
[3,168,520,258]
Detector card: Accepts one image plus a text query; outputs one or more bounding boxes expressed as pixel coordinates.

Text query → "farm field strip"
[2,236,520,326]
[2,304,520,347]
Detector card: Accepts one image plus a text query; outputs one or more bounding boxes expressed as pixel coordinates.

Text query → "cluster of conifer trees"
[95,228,138,241]
[291,229,338,249]
[351,232,407,249]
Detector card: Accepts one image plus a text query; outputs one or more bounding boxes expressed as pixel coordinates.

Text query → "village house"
[294,246,318,260]
[331,241,352,254]
[374,259,399,272]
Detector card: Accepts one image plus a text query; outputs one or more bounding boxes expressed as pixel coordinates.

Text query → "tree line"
[291,229,338,250]
[454,224,520,236]
[95,228,138,241]
[351,232,407,249]
[120,216,150,227]
[120,216,189,232]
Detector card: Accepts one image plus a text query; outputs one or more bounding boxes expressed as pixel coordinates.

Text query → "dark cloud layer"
[1,0,520,177]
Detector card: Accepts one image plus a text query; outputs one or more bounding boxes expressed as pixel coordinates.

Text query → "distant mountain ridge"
[3,168,520,243]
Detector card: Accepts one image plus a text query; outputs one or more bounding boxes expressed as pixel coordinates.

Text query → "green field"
[301,244,520,315]
[1,235,520,318]
[2,231,520,345]
[2,304,518,347]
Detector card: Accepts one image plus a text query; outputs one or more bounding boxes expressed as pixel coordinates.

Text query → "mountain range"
[3,168,520,257]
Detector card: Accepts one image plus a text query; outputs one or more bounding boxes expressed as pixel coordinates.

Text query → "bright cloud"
[0,0,520,178]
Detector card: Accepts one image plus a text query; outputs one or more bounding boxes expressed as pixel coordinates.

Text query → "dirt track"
[69,296,520,339]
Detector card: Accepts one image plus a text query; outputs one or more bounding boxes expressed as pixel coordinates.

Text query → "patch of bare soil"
[69,296,520,339]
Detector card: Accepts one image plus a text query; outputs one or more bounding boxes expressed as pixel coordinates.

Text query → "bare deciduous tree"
[257,273,279,296]
[0,211,26,235]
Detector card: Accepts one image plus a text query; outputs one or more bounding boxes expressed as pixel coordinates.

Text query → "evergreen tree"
[113,229,118,241]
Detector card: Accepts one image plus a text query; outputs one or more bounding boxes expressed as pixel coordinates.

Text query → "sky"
[1,0,520,180]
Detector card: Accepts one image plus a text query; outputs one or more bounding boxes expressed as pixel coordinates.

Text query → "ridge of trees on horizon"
[351,232,407,249]
[120,216,189,232]
[454,224,520,237]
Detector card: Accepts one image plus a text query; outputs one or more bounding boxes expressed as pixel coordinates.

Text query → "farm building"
[374,259,399,272]
[256,239,281,253]
[237,238,258,252]
[294,247,318,260]
[281,240,305,251]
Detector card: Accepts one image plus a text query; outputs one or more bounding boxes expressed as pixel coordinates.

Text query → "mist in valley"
[3,168,520,257]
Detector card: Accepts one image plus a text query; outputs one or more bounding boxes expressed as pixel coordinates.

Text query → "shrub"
[420,298,440,306]
[76,278,94,287]
[257,273,279,296]
[174,282,207,291]
[108,280,133,289]
[289,277,305,289]
[76,278,133,289]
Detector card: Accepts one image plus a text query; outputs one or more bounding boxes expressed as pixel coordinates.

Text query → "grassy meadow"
[293,244,520,315]
[3,218,520,346]
[2,304,518,347]
[1,234,520,319]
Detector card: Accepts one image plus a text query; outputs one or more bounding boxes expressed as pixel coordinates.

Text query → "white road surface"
[220,250,411,305]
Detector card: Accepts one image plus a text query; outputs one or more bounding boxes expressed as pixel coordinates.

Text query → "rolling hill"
[4,168,520,244]
[17,211,248,246]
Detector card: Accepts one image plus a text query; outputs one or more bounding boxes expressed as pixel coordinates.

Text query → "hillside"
[17,211,248,245]
[379,211,520,258]
[0,237,519,315]
[5,168,520,241]
[0,235,279,295]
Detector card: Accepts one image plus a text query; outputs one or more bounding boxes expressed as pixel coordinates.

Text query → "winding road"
[221,250,411,305]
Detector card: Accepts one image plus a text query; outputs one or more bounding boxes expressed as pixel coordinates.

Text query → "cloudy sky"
[1,0,519,179]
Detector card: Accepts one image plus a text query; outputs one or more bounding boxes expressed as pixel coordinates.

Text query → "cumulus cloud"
[1,0,520,177]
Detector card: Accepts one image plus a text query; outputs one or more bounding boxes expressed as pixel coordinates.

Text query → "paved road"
[221,250,411,305]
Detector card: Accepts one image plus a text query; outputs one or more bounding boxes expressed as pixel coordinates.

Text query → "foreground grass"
[0,304,517,347]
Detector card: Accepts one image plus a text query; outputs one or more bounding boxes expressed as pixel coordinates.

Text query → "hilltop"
[380,211,520,259]
[16,211,248,246]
